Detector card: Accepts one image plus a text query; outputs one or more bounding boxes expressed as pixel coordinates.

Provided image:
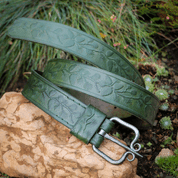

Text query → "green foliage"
[162,133,175,145]
[136,0,178,29]
[142,62,169,77]
[155,89,169,101]
[159,102,169,111]
[113,132,121,139]
[174,148,178,155]
[159,116,173,130]
[145,81,155,92]
[162,85,170,90]
[153,77,159,82]
[140,144,144,149]
[156,66,169,77]
[155,155,178,177]
[147,142,152,147]
[1,173,9,178]
[168,89,175,95]
[0,0,158,94]
[143,74,153,83]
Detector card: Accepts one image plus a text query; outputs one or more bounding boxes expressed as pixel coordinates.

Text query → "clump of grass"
[155,156,178,177]
[0,0,158,95]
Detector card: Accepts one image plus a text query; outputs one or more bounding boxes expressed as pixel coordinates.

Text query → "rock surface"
[0,92,140,178]
[156,148,174,159]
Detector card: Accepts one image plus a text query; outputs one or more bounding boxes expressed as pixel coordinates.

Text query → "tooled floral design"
[45,62,153,111]
[27,75,80,125]
[28,76,46,95]
[66,65,157,117]
[14,19,143,85]
[10,19,144,86]
[47,90,82,125]
[72,106,96,135]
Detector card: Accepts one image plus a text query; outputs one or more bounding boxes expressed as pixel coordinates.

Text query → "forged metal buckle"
[92,117,143,165]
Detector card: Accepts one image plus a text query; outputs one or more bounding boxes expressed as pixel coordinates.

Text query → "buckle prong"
[92,117,143,165]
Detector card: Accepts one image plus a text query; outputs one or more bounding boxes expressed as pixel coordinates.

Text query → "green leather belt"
[8,18,160,164]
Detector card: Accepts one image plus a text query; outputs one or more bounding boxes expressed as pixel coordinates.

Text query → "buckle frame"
[92,117,143,165]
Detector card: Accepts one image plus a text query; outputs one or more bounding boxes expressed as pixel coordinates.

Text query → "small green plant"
[113,132,121,139]
[168,89,175,95]
[153,77,159,82]
[147,142,152,147]
[159,116,173,130]
[162,85,170,90]
[159,103,169,111]
[142,62,169,77]
[156,66,169,77]
[140,144,144,149]
[145,81,155,92]
[162,134,175,146]
[155,156,178,177]
[155,89,169,101]
[1,173,9,178]
[143,74,153,83]
[174,148,178,155]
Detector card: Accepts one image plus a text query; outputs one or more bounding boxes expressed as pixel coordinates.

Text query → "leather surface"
[8,18,160,145]
[8,18,144,86]
[22,70,111,146]
[43,59,159,125]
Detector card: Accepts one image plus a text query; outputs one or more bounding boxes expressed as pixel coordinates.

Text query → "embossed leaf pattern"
[31,30,39,38]
[114,82,124,90]
[86,49,93,55]
[48,99,59,111]
[69,104,77,111]
[106,50,114,57]
[83,82,93,91]
[62,40,75,47]
[145,105,153,118]
[91,42,99,49]
[49,90,58,98]
[144,96,151,103]
[67,30,75,38]
[69,64,77,72]
[91,73,101,80]
[100,86,113,96]
[131,90,137,95]
[107,60,118,73]
[76,36,85,43]
[81,69,90,76]
[69,74,78,85]
[48,94,76,124]
[102,75,112,86]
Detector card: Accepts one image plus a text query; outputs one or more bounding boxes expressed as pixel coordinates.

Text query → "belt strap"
[7,18,160,164]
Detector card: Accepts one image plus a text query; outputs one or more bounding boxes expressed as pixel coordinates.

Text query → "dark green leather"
[22,70,111,147]
[42,59,159,125]
[8,18,160,146]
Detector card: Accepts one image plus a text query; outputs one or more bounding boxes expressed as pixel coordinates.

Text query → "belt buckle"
[92,117,143,165]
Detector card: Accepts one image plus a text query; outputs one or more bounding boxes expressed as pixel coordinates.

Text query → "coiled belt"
[8,18,159,164]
